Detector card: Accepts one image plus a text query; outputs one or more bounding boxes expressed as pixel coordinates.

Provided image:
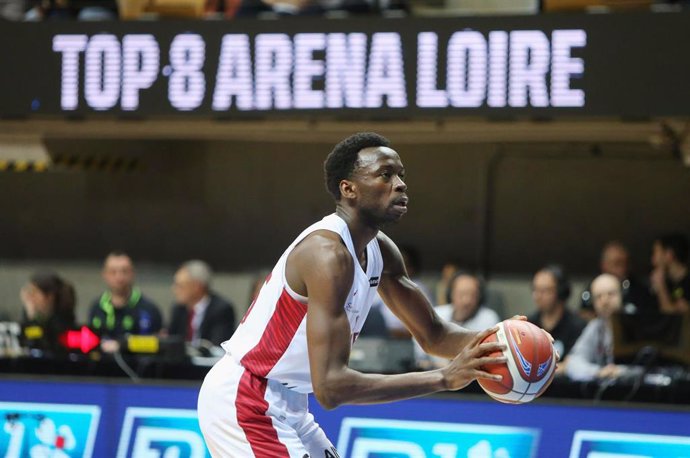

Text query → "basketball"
[478,319,556,404]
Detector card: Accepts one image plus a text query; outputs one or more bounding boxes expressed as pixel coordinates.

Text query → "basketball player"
[198,133,511,457]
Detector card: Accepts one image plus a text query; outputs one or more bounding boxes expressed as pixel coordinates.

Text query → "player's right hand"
[440,326,507,391]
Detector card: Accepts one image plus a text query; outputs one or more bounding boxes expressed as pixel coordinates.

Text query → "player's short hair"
[323,132,391,201]
[656,233,689,263]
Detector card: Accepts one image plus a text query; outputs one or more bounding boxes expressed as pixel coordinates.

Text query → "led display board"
[1,13,689,119]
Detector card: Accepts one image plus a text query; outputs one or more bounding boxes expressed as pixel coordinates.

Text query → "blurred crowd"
[7,232,689,383]
[370,233,689,382]
[17,252,237,358]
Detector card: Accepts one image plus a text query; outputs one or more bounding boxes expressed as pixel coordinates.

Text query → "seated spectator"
[580,241,653,320]
[168,260,236,348]
[527,265,585,361]
[88,251,162,353]
[650,233,689,315]
[19,271,76,357]
[434,259,460,306]
[566,274,626,382]
[415,272,499,369]
[440,272,500,330]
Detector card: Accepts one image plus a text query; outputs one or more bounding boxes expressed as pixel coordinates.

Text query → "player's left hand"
[540,328,560,362]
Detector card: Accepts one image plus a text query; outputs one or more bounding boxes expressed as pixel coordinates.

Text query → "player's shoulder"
[375,231,395,253]
[375,231,403,264]
[292,229,354,273]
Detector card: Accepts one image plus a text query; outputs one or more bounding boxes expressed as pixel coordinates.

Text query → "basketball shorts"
[198,354,338,458]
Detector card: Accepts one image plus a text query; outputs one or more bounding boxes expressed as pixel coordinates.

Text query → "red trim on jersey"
[240,288,308,377]
[236,370,290,457]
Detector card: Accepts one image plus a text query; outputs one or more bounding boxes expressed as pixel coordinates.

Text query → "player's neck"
[335,206,379,256]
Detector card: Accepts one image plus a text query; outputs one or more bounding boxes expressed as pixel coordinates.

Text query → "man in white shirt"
[566,273,626,381]
[416,272,500,369]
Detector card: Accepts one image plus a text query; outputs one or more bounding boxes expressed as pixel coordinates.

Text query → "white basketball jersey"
[223,213,384,394]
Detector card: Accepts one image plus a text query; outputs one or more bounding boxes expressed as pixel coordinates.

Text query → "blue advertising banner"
[569,431,690,458]
[336,418,539,458]
[0,377,689,457]
[116,407,211,458]
[0,402,100,458]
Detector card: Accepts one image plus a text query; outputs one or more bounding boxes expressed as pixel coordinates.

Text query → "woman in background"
[20,271,77,356]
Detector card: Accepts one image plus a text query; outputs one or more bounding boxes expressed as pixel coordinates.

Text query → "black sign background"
[1,13,689,119]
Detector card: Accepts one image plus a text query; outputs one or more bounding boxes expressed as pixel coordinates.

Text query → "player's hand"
[510,316,560,362]
[441,326,507,391]
[538,328,560,362]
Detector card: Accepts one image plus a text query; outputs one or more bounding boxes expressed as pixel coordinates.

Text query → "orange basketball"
[477,319,556,404]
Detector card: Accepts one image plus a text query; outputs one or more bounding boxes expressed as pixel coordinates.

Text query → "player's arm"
[376,232,479,359]
[292,233,505,410]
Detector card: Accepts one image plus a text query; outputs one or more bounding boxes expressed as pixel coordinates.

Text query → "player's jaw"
[389,194,409,218]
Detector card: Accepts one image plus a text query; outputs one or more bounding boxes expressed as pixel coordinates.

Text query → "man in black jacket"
[168,260,236,347]
[89,252,162,353]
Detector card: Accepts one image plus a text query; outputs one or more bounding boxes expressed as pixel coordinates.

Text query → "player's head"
[102,251,135,296]
[532,265,570,313]
[652,233,689,269]
[173,260,212,307]
[324,132,408,226]
[600,241,630,281]
[447,272,483,322]
[590,273,622,318]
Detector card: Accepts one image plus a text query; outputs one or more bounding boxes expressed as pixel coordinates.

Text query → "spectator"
[650,233,690,315]
[566,274,626,382]
[88,251,162,353]
[580,241,653,320]
[416,272,499,368]
[168,260,236,347]
[434,259,460,306]
[528,265,585,360]
[19,271,76,356]
[440,272,500,331]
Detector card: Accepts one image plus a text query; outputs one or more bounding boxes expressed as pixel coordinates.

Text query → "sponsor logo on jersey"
[368,277,379,287]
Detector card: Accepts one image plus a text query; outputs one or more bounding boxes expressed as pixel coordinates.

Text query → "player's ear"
[339,179,357,200]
